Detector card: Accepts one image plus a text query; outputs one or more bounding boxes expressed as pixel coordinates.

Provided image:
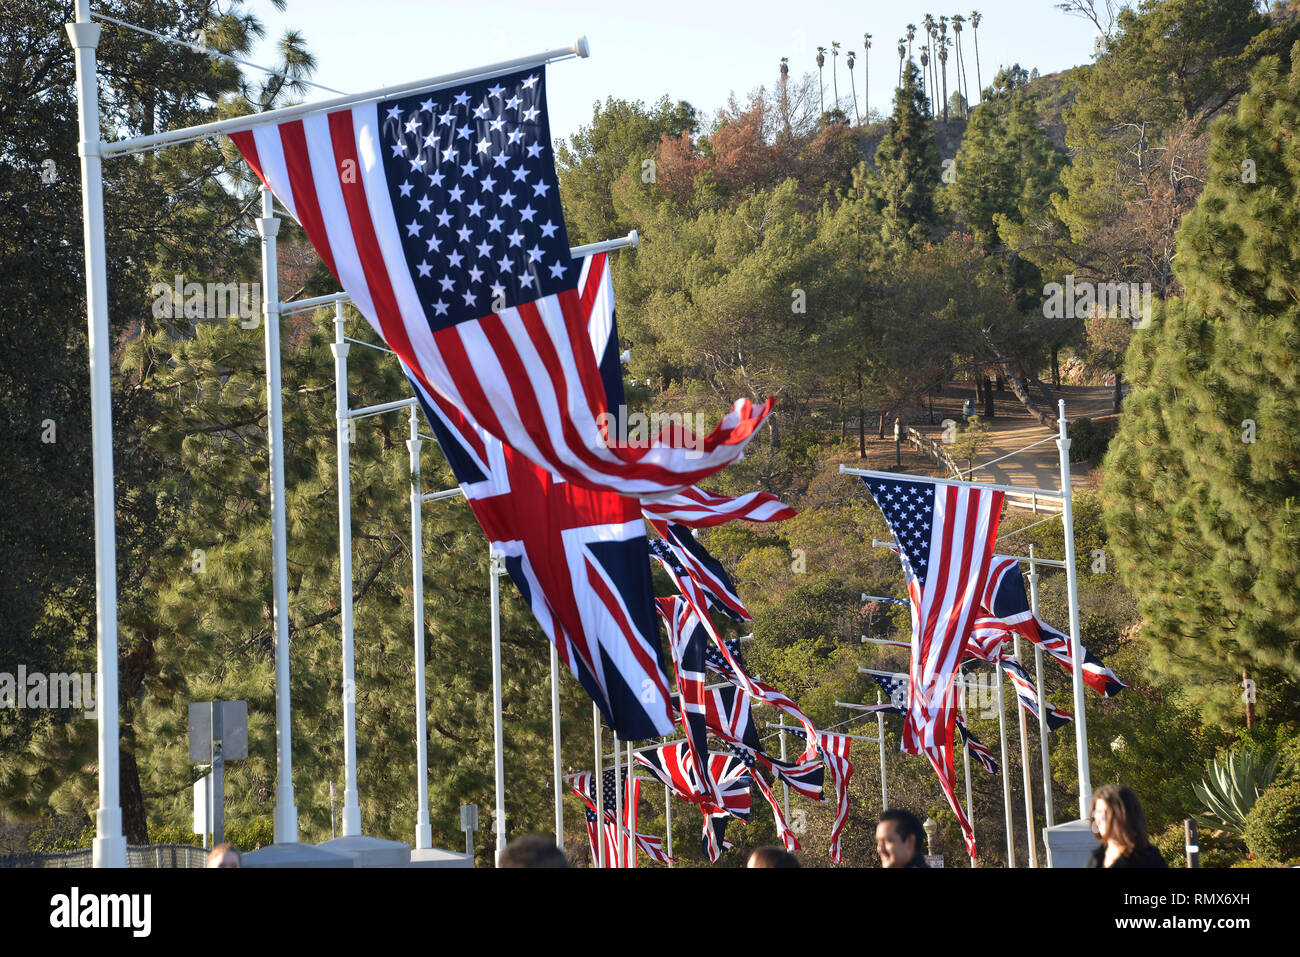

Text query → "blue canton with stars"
[861,477,936,587]
[378,67,573,331]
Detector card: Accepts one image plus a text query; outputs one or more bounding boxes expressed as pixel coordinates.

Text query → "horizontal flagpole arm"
[279,292,351,315]
[569,230,638,258]
[861,636,909,647]
[839,464,1064,501]
[422,488,465,504]
[765,722,879,745]
[348,397,417,420]
[100,38,590,159]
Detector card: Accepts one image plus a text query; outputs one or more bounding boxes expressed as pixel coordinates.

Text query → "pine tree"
[870,61,940,248]
[1102,41,1300,725]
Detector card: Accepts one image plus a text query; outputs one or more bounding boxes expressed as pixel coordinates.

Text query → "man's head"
[206,843,242,868]
[876,808,926,868]
[497,833,570,868]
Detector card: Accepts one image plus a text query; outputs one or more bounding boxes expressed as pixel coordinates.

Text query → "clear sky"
[245,0,1104,142]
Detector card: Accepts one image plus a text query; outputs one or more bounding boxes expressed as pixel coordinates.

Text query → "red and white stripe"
[641,487,796,528]
[902,485,1004,755]
[230,115,771,498]
[818,733,854,864]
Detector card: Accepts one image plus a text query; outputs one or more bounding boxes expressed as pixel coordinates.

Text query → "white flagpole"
[257,186,298,844]
[626,741,636,868]
[664,780,673,867]
[550,642,564,851]
[490,546,507,860]
[1013,634,1038,867]
[407,404,433,850]
[995,666,1015,867]
[613,732,623,867]
[67,1,125,869]
[1028,544,1054,831]
[1056,401,1092,817]
[959,665,975,868]
[593,705,605,868]
[330,298,361,838]
[778,727,791,820]
[876,691,889,809]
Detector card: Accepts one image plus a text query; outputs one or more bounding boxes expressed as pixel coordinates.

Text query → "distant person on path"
[1086,784,1166,868]
[746,845,800,868]
[206,843,242,867]
[876,808,928,868]
[497,833,570,868]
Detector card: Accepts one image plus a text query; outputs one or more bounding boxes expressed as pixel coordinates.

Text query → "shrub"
[1068,417,1115,465]
[1243,781,1300,865]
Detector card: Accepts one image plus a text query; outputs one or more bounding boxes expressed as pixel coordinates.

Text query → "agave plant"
[1192,748,1280,836]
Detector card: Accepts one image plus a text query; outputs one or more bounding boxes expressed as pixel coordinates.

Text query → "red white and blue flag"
[955,718,999,775]
[860,475,1004,859]
[230,66,770,499]
[818,733,854,864]
[641,487,796,528]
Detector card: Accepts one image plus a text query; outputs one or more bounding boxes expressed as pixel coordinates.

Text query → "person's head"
[876,808,926,868]
[746,845,800,868]
[1090,784,1150,855]
[497,833,570,868]
[206,843,242,868]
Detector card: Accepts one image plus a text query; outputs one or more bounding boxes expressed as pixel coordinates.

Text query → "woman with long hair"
[1087,784,1167,868]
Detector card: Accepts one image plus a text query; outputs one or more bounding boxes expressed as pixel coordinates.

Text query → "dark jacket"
[1086,844,1167,868]
[905,853,929,868]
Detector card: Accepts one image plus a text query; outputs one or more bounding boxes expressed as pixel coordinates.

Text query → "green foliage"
[1067,417,1115,465]
[1243,780,1300,863]
[867,62,941,247]
[1102,41,1300,725]
[1192,748,1279,836]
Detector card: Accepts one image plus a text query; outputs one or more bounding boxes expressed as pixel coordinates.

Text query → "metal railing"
[1,844,207,869]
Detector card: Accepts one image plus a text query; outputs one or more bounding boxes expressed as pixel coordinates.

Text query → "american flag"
[860,475,1004,754]
[641,487,796,528]
[818,733,854,864]
[955,717,999,775]
[651,521,750,621]
[566,768,672,867]
[230,66,770,499]
[865,670,910,710]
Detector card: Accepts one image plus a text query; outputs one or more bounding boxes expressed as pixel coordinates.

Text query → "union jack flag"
[704,684,825,800]
[410,310,673,739]
[230,66,770,500]
[1031,618,1128,698]
[727,743,801,852]
[657,596,718,808]
[635,744,752,863]
[999,656,1073,731]
[955,717,999,775]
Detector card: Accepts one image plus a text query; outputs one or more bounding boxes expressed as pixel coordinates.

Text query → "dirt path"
[911,382,1117,492]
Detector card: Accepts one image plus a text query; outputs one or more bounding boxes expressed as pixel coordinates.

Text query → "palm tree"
[923,14,939,116]
[779,56,791,136]
[846,47,860,123]
[952,14,970,117]
[831,40,841,115]
[938,18,950,122]
[816,45,826,113]
[897,38,906,89]
[907,23,917,62]
[920,45,932,116]
[971,11,984,106]
[863,33,872,122]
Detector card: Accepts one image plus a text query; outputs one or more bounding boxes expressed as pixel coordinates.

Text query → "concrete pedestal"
[408,847,474,868]
[1044,819,1099,868]
[317,835,411,868]
[243,842,356,868]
